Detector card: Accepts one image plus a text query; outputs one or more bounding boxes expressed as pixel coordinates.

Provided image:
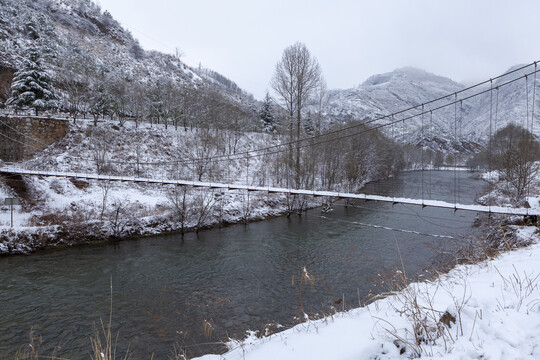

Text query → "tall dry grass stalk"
[90,277,130,360]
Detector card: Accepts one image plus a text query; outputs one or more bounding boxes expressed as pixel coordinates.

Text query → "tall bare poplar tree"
[271,42,321,187]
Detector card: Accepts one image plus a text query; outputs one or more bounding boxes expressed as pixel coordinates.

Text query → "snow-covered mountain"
[464,65,539,140]
[327,67,463,123]
[325,66,539,150]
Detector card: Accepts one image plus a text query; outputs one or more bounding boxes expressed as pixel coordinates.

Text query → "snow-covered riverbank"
[0,121,319,254]
[0,118,405,255]
[197,225,539,360]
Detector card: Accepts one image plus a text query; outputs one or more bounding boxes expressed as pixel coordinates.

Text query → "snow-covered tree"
[271,42,322,187]
[6,46,57,115]
[259,91,276,132]
[57,39,96,120]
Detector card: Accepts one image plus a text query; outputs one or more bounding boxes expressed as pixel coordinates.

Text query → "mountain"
[324,66,539,151]
[0,0,257,121]
[463,65,538,140]
[327,67,463,123]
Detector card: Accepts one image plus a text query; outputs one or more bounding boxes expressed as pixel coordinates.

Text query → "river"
[0,170,486,359]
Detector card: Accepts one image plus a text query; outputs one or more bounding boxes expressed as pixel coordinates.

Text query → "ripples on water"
[0,171,485,358]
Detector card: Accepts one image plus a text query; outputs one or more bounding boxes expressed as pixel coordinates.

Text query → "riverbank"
[195,224,539,360]
[0,120,311,255]
[0,190,326,255]
[0,118,410,255]
[190,168,540,360]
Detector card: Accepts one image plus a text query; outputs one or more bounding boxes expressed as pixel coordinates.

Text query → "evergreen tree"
[259,91,276,132]
[6,47,56,115]
[89,88,113,125]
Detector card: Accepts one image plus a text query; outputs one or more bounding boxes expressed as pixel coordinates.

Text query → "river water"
[0,171,485,359]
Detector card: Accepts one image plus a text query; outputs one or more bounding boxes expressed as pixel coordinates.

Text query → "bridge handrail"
[0,167,535,217]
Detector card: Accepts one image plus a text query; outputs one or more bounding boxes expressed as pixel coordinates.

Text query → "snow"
[196,227,540,360]
[0,118,535,255]
[0,121,341,254]
[0,208,32,228]
[527,196,540,212]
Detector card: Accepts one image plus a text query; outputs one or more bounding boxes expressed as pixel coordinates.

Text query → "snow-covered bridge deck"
[1,167,538,216]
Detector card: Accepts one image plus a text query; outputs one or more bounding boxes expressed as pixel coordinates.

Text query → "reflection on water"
[0,171,485,358]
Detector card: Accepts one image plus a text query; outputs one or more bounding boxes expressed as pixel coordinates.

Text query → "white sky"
[96,0,540,99]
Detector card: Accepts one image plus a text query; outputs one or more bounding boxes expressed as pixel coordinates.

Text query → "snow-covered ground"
[196,226,540,360]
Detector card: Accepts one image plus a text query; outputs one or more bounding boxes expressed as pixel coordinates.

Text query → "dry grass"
[368,221,538,358]
[89,278,131,360]
[14,328,44,360]
[168,344,190,360]
[495,264,540,312]
[14,327,66,360]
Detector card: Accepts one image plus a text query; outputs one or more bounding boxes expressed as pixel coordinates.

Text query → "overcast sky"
[97,0,540,99]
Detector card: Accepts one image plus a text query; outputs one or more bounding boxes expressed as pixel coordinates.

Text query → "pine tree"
[259,91,276,132]
[6,46,57,115]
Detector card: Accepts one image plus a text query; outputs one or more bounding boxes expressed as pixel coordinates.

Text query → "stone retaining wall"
[0,116,69,161]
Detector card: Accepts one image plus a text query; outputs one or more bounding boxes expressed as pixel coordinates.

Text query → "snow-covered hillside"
[327,67,463,124]
[0,0,256,113]
[464,65,539,140]
[1,0,537,148]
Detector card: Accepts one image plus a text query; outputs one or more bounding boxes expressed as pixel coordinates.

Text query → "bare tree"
[133,128,144,177]
[56,44,96,120]
[126,81,145,128]
[313,77,329,135]
[57,68,88,120]
[181,128,224,182]
[146,78,167,127]
[109,74,130,126]
[271,42,322,187]
[99,181,111,221]
[108,197,133,238]
[167,186,192,234]
[490,124,540,201]
[192,189,216,232]
[89,126,114,174]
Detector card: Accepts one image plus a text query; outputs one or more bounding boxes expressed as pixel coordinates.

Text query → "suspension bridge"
[0,166,536,216]
[0,62,539,217]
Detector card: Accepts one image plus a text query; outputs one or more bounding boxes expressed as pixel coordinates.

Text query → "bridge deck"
[1,167,537,216]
